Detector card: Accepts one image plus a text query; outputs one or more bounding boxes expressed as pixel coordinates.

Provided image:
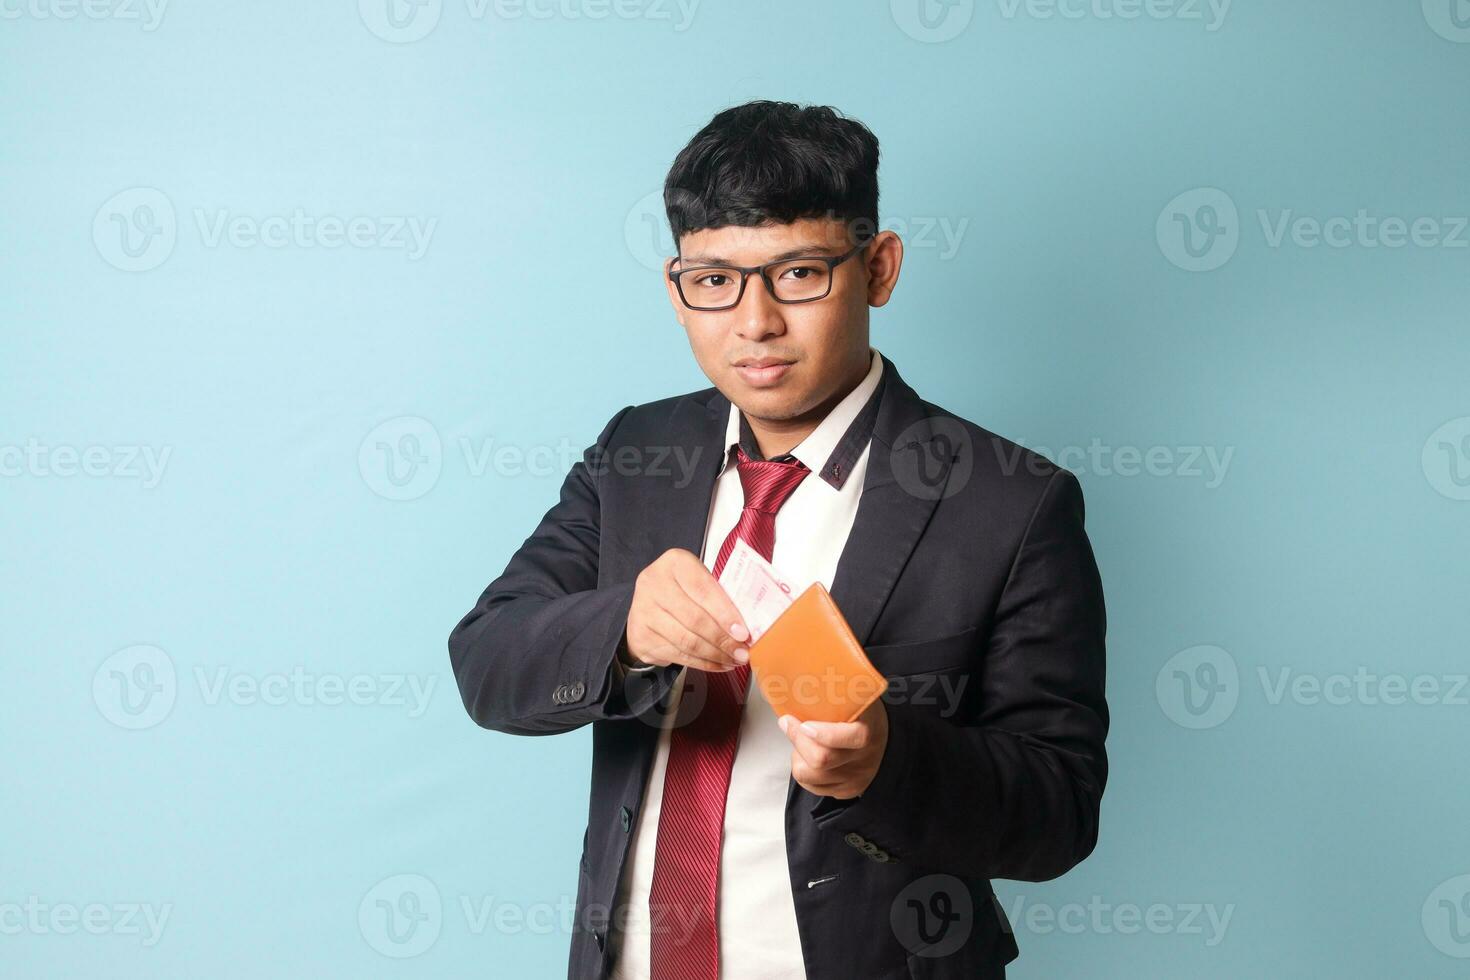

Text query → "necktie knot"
[734,444,810,514]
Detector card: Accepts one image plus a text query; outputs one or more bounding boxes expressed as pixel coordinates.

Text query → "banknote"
[717,538,798,642]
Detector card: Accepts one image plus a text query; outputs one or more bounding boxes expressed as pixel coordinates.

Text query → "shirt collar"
[718,346,885,491]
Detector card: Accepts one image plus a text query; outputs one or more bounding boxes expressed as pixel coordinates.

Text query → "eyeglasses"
[667,240,869,311]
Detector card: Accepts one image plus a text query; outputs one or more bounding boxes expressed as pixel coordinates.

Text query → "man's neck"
[744,350,872,459]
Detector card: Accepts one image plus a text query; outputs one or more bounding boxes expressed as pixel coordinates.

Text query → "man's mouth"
[733,358,794,387]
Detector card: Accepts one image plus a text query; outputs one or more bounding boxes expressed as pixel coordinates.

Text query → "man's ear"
[864,230,904,308]
[664,256,688,327]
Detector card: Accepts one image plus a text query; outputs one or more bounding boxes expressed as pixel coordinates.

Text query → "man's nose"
[733,272,785,340]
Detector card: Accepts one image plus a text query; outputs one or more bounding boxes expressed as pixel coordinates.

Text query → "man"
[448,100,1108,980]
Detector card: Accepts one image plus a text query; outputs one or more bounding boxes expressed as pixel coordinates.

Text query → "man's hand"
[778,697,889,800]
[623,548,751,672]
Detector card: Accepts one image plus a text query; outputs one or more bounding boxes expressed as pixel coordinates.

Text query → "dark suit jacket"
[448,352,1109,980]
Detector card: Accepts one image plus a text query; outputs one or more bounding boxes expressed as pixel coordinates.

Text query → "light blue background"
[3,0,1468,976]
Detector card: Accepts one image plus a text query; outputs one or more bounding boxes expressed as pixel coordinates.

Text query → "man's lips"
[733,360,794,387]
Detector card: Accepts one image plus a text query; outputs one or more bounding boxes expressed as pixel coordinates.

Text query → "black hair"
[663,100,880,250]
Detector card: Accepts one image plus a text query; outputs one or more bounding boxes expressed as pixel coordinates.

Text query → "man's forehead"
[678,218,852,263]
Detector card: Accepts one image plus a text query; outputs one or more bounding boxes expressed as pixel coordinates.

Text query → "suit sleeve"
[447,405,684,736]
[810,468,1109,882]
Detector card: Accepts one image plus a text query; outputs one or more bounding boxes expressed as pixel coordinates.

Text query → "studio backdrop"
[2,1,1467,977]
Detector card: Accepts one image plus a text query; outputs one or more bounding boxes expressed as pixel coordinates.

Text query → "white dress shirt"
[609,347,886,980]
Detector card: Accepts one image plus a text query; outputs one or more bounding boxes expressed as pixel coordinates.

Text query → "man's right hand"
[622,548,751,672]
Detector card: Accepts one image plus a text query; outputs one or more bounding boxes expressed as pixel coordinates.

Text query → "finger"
[780,717,857,771]
[791,719,871,750]
[657,584,747,666]
[672,557,750,645]
[790,756,863,793]
[646,606,741,672]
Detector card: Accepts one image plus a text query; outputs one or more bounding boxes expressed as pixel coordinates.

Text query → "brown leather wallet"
[746,582,889,724]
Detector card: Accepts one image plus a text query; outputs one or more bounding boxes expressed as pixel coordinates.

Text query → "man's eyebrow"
[679,245,837,266]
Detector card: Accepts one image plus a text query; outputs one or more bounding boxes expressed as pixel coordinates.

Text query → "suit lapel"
[826,355,956,645]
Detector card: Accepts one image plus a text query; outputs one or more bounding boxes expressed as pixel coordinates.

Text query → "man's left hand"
[778,698,889,800]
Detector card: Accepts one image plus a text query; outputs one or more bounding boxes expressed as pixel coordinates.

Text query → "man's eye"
[695,274,729,287]
[781,265,820,280]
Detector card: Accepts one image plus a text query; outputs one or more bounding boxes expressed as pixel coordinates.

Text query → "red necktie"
[648,444,811,980]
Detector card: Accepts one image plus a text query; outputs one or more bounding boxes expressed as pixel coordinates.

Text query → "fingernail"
[799,722,818,737]
[732,648,749,664]
[729,623,749,642]
[778,716,790,733]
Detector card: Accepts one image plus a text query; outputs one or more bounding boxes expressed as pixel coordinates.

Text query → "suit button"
[844,832,866,848]
[620,805,632,833]
[553,685,568,704]
[569,680,586,700]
